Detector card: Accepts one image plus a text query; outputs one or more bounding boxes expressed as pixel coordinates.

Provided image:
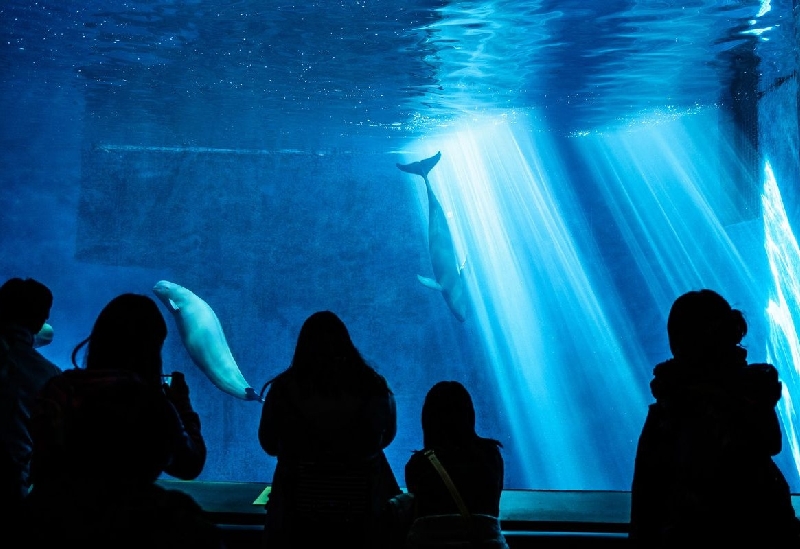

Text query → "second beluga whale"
[397,151,469,322]
[152,280,262,402]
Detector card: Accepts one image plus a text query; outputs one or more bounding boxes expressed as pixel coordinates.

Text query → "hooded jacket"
[629,355,798,546]
[0,324,61,507]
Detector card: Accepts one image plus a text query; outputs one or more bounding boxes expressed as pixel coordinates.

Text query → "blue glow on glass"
[763,160,800,477]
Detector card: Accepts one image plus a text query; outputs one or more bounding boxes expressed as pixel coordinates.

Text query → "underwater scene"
[2,0,800,491]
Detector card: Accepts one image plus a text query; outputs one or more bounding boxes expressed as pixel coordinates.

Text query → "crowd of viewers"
[1,275,799,548]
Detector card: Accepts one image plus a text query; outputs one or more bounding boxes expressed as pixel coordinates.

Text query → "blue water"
[2,0,799,491]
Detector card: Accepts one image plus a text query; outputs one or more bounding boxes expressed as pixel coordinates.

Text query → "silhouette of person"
[402,380,506,548]
[67,293,206,480]
[258,310,400,549]
[629,289,800,547]
[17,369,225,549]
[0,277,61,515]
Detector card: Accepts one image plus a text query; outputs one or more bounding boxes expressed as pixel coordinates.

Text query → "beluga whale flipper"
[397,151,469,322]
[152,280,262,402]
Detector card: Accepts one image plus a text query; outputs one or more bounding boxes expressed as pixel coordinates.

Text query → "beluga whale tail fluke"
[396,151,469,322]
[152,280,262,402]
[396,151,441,179]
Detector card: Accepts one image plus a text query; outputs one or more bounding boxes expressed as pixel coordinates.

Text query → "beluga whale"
[397,151,469,322]
[152,280,262,402]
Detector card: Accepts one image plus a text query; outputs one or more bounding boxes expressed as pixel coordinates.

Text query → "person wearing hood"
[0,277,61,517]
[629,289,800,547]
[258,310,399,549]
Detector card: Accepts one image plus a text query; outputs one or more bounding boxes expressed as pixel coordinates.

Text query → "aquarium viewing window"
[1,0,799,492]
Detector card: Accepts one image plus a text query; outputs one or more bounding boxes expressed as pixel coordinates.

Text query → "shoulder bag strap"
[424,449,471,519]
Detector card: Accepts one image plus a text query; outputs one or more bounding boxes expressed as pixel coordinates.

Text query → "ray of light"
[763,160,800,478]
[401,106,795,489]
[403,113,652,489]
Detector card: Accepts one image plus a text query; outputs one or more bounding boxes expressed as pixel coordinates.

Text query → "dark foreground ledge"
[155,480,800,549]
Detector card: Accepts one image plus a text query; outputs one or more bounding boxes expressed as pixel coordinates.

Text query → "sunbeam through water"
[404,115,652,489]
[400,107,798,489]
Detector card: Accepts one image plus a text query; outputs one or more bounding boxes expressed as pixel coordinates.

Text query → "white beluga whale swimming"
[397,151,469,322]
[152,280,261,402]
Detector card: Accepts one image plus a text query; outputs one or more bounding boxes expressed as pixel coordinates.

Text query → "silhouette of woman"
[69,293,206,481]
[630,289,800,547]
[258,310,399,549]
[20,370,224,549]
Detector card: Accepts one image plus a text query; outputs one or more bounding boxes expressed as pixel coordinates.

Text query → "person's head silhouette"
[73,293,168,387]
[0,277,53,335]
[667,289,747,364]
[421,380,478,448]
[292,311,357,370]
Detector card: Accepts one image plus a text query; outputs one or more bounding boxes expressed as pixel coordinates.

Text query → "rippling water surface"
[1,0,783,140]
